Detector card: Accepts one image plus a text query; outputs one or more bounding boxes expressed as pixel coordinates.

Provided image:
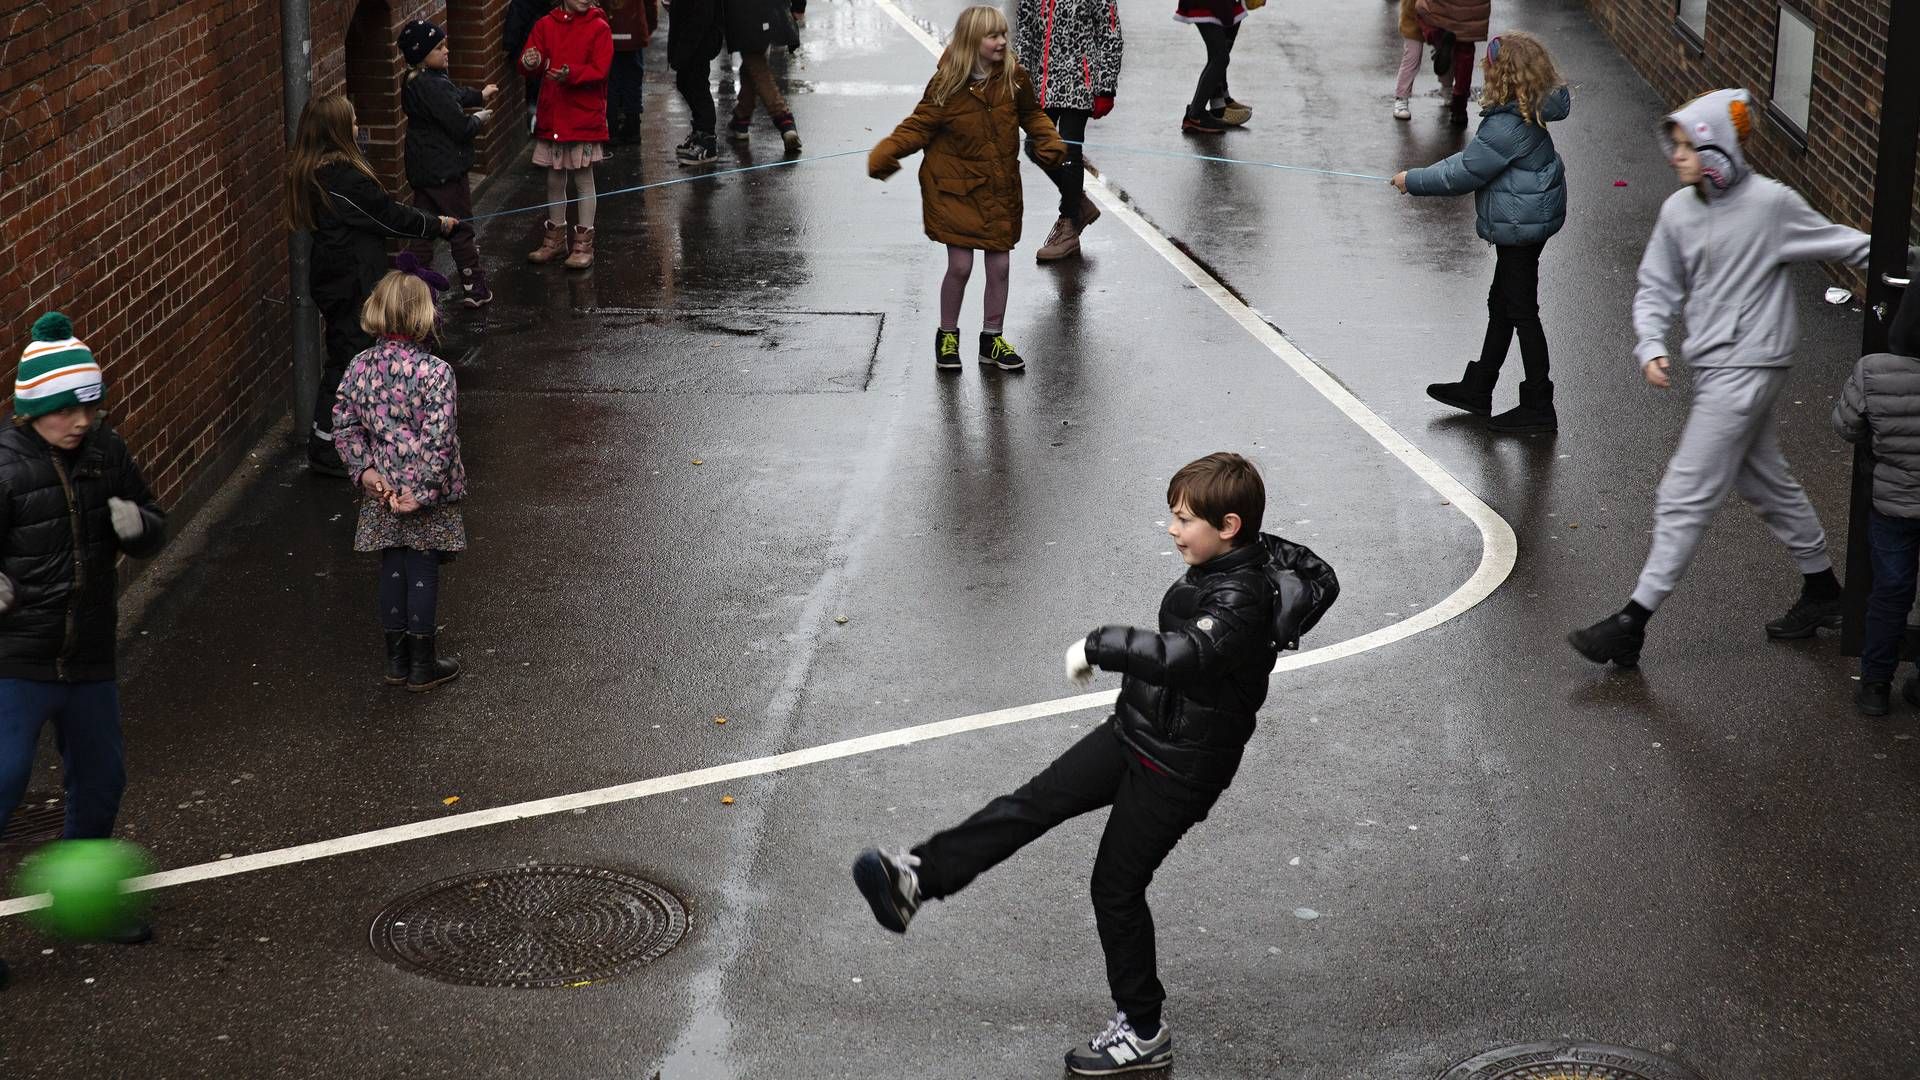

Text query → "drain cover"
[1439,1043,1707,1080]
[370,865,688,988]
[1,793,63,847]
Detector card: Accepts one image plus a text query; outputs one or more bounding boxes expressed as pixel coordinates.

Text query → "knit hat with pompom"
[16,312,104,418]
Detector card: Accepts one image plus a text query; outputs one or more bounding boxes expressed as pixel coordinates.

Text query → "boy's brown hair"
[1167,452,1264,545]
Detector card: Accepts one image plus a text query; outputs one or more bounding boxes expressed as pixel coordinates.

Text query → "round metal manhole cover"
[370,865,688,988]
[1439,1043,1707,1080]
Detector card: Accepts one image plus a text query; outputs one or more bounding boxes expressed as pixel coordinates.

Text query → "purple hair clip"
[390,252,452,295]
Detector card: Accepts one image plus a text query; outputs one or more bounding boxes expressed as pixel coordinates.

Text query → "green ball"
[14,840,152,940]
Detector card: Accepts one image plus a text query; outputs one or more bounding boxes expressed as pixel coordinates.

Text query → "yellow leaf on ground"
[714,716,728,725]
[721,795,735,805]
[442,796,460,806]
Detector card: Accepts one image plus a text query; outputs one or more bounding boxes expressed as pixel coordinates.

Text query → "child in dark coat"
[1834,339,1920,715]
[854,452,1338,1077]
[399,19,500,308]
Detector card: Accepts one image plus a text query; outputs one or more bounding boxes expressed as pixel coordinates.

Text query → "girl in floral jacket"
[331,267,468,693]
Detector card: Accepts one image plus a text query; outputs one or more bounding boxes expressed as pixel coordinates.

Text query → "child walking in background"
[605,0,656,144]
[726,0,804,150]
[854,453,1338,1077]
[399,19,499,308]
[1017,0,1122,261]
[1391,32,1570,433]
[1834,329,1920,715]
[669,0,726,165]
[1392,0,1448,120]
[332,266,468,694]
[287,94,454,478]
[1174,0,1253,134]
[1568,89,1871,669]
[1415,0,1488,126]
[869,6,1070,374]
[520,0,614,270]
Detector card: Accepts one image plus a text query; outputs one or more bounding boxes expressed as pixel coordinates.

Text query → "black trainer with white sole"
[979,332,1025,371]
[852,847,922,933]
[1066,1013,1172,1075]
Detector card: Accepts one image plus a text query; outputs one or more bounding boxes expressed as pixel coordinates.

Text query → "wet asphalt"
[3,0,1918,1077]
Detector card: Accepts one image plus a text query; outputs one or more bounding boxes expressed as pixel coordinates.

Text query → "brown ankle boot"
[527,220,568,264]
[564,225,595,269]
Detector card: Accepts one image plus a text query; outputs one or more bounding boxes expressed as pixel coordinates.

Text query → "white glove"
[108,497,144,541]
[0,573,13,616]
[1064,638,1093,688]
[475,109,495,123]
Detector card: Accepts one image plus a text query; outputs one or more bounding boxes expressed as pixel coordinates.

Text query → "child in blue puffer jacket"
[1392,31,1570,433]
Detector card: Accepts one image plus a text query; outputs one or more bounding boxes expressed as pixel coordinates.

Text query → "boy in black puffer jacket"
[854,451,1337,1077]
[0,313,168,989]
[399,19,499,309]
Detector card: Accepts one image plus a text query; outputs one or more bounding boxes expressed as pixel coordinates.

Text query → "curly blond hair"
[1480,31,1563,126]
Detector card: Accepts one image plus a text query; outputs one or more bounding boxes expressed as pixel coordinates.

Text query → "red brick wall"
[1582,0,1901,293]
[0,0,526,521]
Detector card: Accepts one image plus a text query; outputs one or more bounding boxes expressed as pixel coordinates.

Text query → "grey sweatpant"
[1632,365,1831,610]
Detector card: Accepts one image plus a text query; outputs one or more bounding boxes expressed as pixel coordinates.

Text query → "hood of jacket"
[1482,83,1571,124]
[1667,88,1753,199]
[1256,533,1340,650]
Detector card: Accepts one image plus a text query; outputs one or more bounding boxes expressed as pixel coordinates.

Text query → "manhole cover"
[370,865,688,988]
[1439,1043,1707,1080]
[1,793,63,847]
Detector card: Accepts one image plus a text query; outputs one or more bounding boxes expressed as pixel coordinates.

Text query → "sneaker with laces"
[775,113,802,151]
[1036,216,1081,261]
[1765,592,1842,639]
[932,328,961,372]
[727,117,752,141]
[1181,109,1226,135]
[676,134,717,166]
[1567,612,1645,668]
[979,332,1025,371]
[1393,97,1412,120]
[1211,98,1252,126]
[1066,1013,1172,1075]
[852,847,922,933]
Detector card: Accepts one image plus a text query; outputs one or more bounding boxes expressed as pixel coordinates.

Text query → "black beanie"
[397,20,447,67]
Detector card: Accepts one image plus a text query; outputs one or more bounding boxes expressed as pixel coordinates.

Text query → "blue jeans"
[0,679,126,840]
[1863,509,1920,682]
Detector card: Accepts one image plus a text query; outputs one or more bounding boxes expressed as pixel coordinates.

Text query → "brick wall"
[0,0,527,524]
[1582,0,1902,294]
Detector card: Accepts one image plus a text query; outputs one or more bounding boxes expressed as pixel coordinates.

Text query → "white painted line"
[0,2,1515,919]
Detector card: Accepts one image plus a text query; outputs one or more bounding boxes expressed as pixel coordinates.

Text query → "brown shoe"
[1215,99,1252,126]
[564,225,595,270]
[1035,216,1080,262]
[527,219,568,264]
[1077,193,1101,232]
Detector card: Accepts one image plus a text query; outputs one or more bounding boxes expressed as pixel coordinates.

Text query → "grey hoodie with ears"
[1632,88,1870,371]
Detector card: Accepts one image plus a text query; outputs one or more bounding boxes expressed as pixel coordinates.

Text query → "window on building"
[1771,4,1816,140]
[1676,0,1708,44]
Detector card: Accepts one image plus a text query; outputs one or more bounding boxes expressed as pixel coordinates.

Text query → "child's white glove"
[475,109,495,124]
[108,497,144,541]
[1064,638,1092,688]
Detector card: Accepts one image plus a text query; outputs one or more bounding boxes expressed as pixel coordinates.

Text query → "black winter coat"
[307,161,441,304]
[725,0,798,52]
[403,70,486,189]
[668,0,726,72]
[0,422,165,682]
[1085,534,1339,789]
[504,0,552,60]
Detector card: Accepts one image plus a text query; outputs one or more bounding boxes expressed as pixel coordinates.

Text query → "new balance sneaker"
[1765,592,1842,639]
[1066,1013,1172,1076]
[852,847,922,933]
[979,332,1025,371]
[933,328,962,372]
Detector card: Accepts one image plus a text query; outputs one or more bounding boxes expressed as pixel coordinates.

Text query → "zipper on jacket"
[51,454,83,680]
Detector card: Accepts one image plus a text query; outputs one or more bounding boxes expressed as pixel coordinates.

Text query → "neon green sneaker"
[934,328,962,371]
[978,332,1025,371]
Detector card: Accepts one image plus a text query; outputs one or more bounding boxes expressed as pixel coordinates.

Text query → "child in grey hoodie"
[1569,88,1869,668]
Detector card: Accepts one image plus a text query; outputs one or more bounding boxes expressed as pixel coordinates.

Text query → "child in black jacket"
[854,451,1338,1077]
[399,19,499,309]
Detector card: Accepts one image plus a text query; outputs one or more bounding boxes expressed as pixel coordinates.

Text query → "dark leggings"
[315,287,373,437]
[1189,22,1239,115]
[379,547,442,634]
[1479,242,1550,384]
[676,65,717,135]
[1029,107,1090,223]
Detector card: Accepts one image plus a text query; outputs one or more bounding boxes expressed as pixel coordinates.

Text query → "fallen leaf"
[442,796,460,806]
[721,795,736,805]
[714,716,728,725]
[691,458,704,466]
[834,615,850,625]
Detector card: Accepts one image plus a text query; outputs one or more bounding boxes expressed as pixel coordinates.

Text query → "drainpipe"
[282,0,321,445]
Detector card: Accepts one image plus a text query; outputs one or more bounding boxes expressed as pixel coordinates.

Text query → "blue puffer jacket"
[1406,86,1571,246]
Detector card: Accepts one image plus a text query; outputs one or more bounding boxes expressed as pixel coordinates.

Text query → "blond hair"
[360,272,439,339]
[928,6,1016,107]
[286,94,380,231]
[1480,32,1563,126]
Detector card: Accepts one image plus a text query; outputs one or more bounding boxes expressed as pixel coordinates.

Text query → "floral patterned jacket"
[331,336,467,507]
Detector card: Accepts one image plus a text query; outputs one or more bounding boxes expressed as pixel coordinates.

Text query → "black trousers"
[411,180,485,291]
[315,286,373,435]
[1190,22,1239,114]
[913,725,1221,1027]
[1478,241,1550,384]
[675,64,717,135]
[1028,107,1090,223]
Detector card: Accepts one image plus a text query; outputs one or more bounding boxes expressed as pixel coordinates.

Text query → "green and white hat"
[16,312,103,418]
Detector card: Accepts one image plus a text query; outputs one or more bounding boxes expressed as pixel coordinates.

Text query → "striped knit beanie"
[16,313,104,419]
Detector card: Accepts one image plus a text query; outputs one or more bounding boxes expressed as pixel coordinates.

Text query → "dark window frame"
[1673,0,1708,52]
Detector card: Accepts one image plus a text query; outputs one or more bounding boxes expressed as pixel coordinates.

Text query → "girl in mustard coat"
[870,5,1070,374]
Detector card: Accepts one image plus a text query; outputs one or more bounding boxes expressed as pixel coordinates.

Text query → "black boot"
[385,631,409,686]
[1568,610,1645,668]
[1448,94,1470,128]
[1488,379,1558,434]
[307,432,349,478]
[406,633,461,693]
[1426,360,1499,416]
[1858,680,1893,717]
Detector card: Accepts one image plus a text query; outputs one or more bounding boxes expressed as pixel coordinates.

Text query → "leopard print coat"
[1015,0,1123,112]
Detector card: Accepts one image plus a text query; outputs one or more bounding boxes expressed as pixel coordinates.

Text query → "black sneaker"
[1858,680,1892,717]
[852,847,921,933]
[727,117,752,141]
[1765,594,1842,639]
[1066,1013,1173,1075]
[676,134,717,166]
[1567,612,1645,668]
[933,329,961,371]
[979,332,1025,371]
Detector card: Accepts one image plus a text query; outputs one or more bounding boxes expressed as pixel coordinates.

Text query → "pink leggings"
[1395,39,1422,99]
[941,246,1011,332]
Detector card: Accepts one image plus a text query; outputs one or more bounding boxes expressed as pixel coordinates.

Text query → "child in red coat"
[520,0,613,269]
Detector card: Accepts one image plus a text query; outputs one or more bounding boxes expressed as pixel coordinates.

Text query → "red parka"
[520,6,614,143]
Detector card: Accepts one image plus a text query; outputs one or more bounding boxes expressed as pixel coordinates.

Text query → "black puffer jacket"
[1086,534,1339,789]
[403,70,486,189]
[668,0,725,72]
[307,161,440,304]
[0,422,166,682]
[725,0,798,52]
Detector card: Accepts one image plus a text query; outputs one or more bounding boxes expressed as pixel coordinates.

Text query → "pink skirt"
[533,141,606,170]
